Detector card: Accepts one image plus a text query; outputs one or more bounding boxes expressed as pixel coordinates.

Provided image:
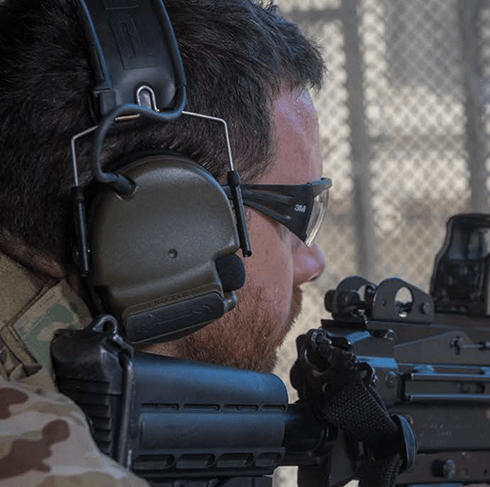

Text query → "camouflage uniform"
[0,253,150,487]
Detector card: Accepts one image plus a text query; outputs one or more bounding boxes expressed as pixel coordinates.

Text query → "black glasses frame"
[223,178,332,244]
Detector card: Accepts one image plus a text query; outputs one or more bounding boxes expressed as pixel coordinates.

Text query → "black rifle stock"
[51,213,490,486]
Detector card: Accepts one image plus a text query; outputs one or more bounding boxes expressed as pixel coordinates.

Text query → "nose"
[293,242,326,285]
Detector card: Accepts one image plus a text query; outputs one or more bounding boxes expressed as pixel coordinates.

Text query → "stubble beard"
[143,285,304,373]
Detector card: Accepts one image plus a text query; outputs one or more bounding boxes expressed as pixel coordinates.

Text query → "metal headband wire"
[71,125,98,187]
[182,111,236,172]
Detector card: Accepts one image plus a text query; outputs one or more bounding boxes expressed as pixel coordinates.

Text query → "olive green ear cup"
[87,153,243,343]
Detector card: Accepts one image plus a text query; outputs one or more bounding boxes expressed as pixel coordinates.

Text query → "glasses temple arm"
[227,171,252,257]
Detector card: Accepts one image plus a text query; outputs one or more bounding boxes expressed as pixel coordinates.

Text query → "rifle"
[295,213,490,486]
[51,213,490,486]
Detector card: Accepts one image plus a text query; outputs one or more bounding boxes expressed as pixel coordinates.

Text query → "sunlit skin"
[143,90,326,371]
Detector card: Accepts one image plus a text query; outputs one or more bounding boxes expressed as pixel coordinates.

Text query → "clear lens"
[305,189,329,246]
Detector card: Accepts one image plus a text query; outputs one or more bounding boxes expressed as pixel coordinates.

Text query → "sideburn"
[140,286,287,373]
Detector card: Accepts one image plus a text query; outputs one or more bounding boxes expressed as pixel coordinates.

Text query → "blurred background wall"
[271,1,490,485]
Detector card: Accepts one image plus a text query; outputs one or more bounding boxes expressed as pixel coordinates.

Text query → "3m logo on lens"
[294,204,307,213]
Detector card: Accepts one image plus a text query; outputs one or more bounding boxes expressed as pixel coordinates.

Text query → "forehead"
[261,90,321,185]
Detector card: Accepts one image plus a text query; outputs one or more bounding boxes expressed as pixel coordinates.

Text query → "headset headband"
[74,0,186,118]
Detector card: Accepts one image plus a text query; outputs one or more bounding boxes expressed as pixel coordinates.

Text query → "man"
[0,0,326,485]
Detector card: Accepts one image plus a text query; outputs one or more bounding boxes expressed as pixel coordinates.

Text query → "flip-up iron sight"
[324,275,434,324]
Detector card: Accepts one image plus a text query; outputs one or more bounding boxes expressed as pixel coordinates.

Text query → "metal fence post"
[340,0,377,278]
[458,0,490,213]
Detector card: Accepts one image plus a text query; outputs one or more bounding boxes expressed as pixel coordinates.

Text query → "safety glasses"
[223,178,332,246]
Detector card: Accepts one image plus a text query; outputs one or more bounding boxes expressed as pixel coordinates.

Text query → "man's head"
[0,0,325,370]
[0,0,324,263]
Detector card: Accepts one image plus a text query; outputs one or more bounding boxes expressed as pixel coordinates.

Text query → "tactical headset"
[70,0,251,344]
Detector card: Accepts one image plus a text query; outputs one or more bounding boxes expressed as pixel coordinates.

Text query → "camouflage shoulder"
[0,376,150,487]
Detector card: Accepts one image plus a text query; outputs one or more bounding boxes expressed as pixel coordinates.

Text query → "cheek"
[243,213,294,319]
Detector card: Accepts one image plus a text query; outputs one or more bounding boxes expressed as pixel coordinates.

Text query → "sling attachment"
[290,328,417,487]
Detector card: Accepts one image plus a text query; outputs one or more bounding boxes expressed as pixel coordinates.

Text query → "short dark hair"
[0,0,324,264]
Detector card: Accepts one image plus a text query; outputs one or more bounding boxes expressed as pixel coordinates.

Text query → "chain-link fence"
[284,0,490,292]
[272,1,490,485]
